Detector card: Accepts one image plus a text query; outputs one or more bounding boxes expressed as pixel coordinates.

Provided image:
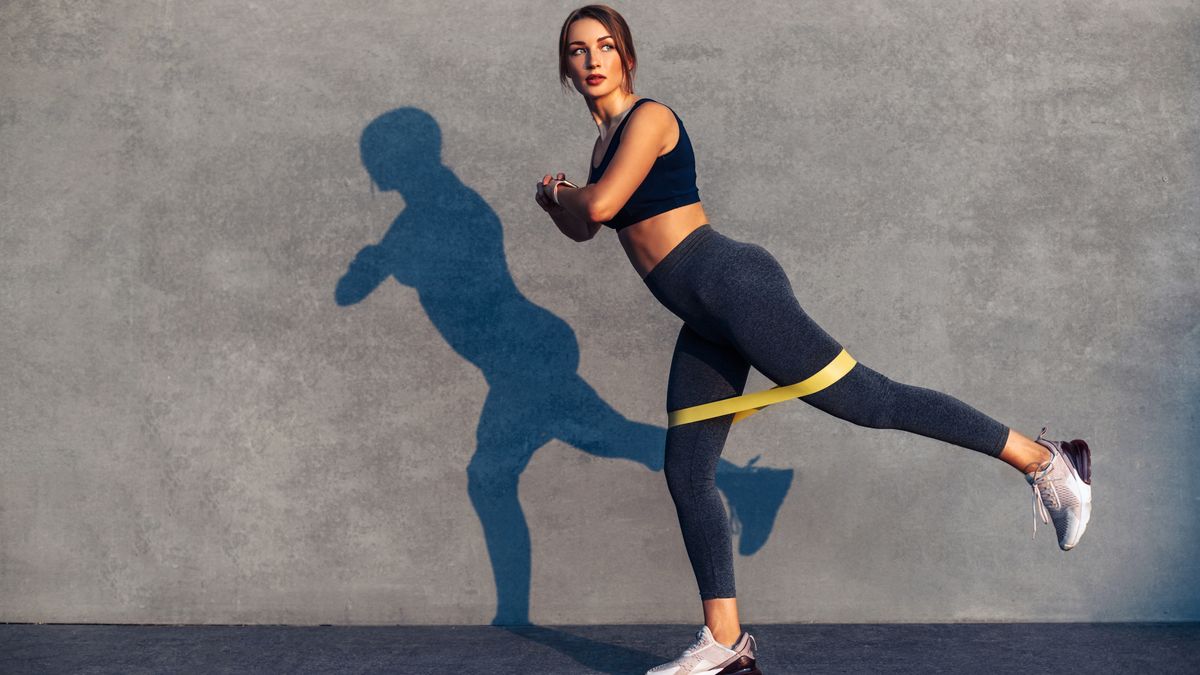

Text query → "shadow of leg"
[716,455,795,556]
[467,395,545,626]
[467,449,533,626]
[554,374,667,472]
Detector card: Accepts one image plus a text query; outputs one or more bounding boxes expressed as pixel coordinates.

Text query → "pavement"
[3,622,1199,673]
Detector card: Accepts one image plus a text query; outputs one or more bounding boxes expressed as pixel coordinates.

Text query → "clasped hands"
[534,172,579,213]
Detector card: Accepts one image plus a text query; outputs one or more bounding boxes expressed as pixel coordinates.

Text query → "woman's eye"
[572,44,614,55]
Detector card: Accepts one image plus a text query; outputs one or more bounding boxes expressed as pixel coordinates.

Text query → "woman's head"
[558,5,637,97]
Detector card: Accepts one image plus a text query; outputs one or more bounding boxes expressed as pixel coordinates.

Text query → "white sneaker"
[1026,426,1093,550]
[646,625,761,675]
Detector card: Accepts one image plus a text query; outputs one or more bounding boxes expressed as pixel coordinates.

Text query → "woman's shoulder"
[590,98,680,179]
[631,97,675,116]
[625,98,679,129]
[593,99,673,147]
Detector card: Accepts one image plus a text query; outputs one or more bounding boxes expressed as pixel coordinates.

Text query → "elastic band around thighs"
[667,348,858,427]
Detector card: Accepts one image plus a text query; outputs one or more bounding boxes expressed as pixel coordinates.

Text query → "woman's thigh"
[666,322,752,414]
[664,323,752,469]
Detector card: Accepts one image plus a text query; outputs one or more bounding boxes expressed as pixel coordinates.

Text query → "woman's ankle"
[997,431,1052,474]
[702,596,741,647]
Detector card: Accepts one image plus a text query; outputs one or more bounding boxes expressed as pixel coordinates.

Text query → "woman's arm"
[562,102,675,223]
[549,203,595,242]
[552,184,591,227]
[538,102,673,240]
[536,173,601,242]
[552,185,605,240]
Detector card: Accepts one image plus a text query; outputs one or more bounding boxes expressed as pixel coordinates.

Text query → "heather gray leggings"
[643,224,1009,600]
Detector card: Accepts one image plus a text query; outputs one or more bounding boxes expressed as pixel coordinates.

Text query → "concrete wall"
[2,0,1196,625]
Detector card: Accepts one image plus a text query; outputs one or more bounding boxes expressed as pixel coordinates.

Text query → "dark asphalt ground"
[3,622,1198,674]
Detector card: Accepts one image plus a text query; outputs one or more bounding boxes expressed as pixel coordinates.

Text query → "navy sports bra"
[587,98,701,230]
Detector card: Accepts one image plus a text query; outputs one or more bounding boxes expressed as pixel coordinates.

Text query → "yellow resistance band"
[667,348,858,427]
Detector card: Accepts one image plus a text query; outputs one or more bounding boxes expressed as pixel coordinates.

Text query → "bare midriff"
[618,201,711,280]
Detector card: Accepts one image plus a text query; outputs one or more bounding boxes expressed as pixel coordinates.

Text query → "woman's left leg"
[663,322,752,647]
[663,323,750,602]
[712,240,1011,458]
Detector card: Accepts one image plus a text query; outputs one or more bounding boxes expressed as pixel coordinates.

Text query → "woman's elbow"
[587,202,611,225]
[585,191,614,224]
[582,221,603,241]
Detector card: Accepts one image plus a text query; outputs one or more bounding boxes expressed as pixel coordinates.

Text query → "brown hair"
[557,5,637,95]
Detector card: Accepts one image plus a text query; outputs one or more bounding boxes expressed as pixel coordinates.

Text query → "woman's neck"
[592,94,640,136]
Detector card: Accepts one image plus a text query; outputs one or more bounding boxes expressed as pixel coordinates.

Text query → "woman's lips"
[586,76,605,85]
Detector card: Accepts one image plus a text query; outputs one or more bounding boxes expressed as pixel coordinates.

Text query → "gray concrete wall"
[2,0,1197,625]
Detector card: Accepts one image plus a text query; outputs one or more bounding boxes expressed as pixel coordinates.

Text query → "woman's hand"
[535,172,569,214]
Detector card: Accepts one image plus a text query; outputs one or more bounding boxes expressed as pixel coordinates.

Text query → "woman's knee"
[663,452,704,498]
[663,443,718,500]
[808,362,900,430]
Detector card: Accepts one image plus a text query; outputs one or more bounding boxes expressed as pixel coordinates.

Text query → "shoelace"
[683,628,709,655]
[1028,430,1062,539]
[684,628,733,658]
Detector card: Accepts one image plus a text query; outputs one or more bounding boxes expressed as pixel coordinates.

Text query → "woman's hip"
[643,225,786,331]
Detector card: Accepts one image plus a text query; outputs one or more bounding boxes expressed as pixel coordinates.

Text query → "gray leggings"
[643,224,1009,600]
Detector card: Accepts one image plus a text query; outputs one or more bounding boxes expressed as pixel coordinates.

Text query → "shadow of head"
[360,107,442,193]
[337,107,500,306]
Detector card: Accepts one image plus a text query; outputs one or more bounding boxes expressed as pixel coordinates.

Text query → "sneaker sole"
[698,660,761,675]
[654,659,761,675]
[1059,439,1093,551]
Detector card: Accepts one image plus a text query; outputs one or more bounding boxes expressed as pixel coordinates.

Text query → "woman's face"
[565,18,629,98]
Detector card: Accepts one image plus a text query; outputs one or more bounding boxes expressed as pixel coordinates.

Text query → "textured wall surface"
[2,0,1197,625]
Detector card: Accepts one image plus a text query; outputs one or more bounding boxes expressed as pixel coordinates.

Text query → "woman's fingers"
[536,173,569,209]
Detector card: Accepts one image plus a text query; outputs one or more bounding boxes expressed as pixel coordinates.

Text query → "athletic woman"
[534,6,1093,674]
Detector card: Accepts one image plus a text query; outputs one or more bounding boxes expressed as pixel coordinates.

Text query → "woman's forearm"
[555,184,595,226]
[550,207,591,242]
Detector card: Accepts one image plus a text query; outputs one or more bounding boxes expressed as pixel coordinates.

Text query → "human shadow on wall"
[335,107,794,628]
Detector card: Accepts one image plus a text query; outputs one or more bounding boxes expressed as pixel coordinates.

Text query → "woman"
[534,6,1093,674]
